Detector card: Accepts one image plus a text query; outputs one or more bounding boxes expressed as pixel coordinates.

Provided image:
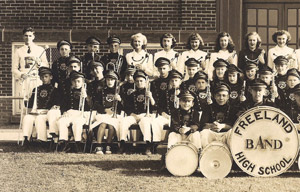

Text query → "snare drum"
[165,142,199,176]
[199,141,232,179]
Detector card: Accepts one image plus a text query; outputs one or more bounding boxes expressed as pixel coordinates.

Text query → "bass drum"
[199,141,232,179]
[165,141,199,176]
[230,106,299,177]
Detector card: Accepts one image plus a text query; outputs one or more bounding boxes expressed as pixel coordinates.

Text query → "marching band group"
[13,27,300,157]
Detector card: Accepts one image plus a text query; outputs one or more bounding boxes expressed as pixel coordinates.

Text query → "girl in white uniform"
[208,32,237,80]
[126,33,154,77]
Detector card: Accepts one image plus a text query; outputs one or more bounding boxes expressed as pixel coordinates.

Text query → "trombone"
[144,76,151,117]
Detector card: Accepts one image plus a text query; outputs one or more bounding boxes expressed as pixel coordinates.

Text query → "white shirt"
[153,49,178,77]
[126,50,154,76]
[208,50,237,80]
[268,45,297,70]
[177,49,207,80]
[12,43,48,79]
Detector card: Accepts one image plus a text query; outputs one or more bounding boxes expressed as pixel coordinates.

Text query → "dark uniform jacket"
[94,86,122,114]
[170,108,201,134]
[28,84,60,109]
[181,78,196,93]
[81,53,101,81]
[227,81,243,107]
[151,76,169,115]
[87,78,105,109]
[238,48,267,71]
[285,102,300,124]
[61,87,90,113]
[51,56,70,94]
[238,97,275,115]
[194,88,210,112]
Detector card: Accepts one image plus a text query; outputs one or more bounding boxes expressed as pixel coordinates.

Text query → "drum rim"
[230,106,300,177]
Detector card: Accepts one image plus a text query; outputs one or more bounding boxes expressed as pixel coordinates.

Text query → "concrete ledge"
[0,129,22,141]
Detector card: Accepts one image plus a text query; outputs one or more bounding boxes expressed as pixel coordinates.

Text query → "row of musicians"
[21,53,300,154]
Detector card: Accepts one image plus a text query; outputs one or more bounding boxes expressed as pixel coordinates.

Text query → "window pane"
[258,27,267,44]
[268,28,277,44]
[288,27,297,44]
[248,9,256,25]
[248,27,256,33]
[258,9,267,25]
[288,9,297,26]
[269,10,278,26]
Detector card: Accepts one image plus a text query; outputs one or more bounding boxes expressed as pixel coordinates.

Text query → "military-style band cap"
[38,67,52,76]
[227,64,242,74]
[86,36,101,45]
[68,56,81,65]
[193,71,208,82]
[245,61,258,70]
[169,69,183,79]
[57,40,72,50]
[179,90,194,101]
[155,57,171,68]
[104,70,119,80]
[249,79,268,89]
[90,60,104,69]
[133,70,147,80]
[287,68,300,79]
[213,59,229,68]
[258,65,273,75]
[107,35,121,44]
[214,82,231,94]
[185,58,201,67]
[70,70,85,80]
[274,56,289,65]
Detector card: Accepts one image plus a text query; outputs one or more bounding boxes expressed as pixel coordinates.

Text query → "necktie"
[27,46,31,54]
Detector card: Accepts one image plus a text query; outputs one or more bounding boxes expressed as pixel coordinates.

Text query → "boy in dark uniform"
[87,61,105,106]
[168,90,201,149]
[181,58,200,92]
[225,64,245,106]
[193,71,212,112]
[119,70,156,155]
[286,84,300,127]
[100,35,127,79]
[211,59,229,90]
[57,71,90,152]
[22,67,60,146]
[274,56,289,107]
[258,65,278,101]
[244,60,259,100]
[91,70,123,154]
[200,83,237,148]
[81,36,102,81]
[278,68,300,111]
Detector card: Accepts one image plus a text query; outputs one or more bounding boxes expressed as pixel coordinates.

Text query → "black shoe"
[22,139,30,150]
[74,142,82,153]
[118,140,126,154]
[145,141,152,155]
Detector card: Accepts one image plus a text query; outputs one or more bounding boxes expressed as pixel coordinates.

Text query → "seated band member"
[167,90,202,149]
[81,36,102,82]
[181,58,201,92]
[22,67,59,148]
[153,33,178,77]
[119,70,156,155]
[200,83,237,148]
[126,33,154,77]
[100,35,127,79]
[193,71,213,111]
[258,65,278,102]
[91,70,123,155]
[57,71,90,152]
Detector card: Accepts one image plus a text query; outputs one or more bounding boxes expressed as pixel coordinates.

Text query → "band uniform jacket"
[151,76,169,115]
[51,56,70,92]
[238,48,266,71]
[87,78,105,109]
[170,108,201,134]
[181,78,197,93]
[61,87,90,113]
[27,84,60,109]
[194,88,210,112]
[100,53,127,80]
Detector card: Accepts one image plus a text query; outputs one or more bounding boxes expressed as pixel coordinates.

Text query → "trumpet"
[79,83,87,116]
[112,81,120,118]
[144,77,151,117]
[174,88,179,109]
[240,80,246,102]
[206,79,213,104]
[29,75,39,115]
[271,72,278,102]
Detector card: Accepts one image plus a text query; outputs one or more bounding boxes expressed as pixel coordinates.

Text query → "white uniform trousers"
[200,129,232,149]
[151,115,170,141]
[119,113,155,142]
[93,113,121,140]
[57,110,89,142]
[47,109,61,135]
[168,131,201,149]
[22,114,47,141]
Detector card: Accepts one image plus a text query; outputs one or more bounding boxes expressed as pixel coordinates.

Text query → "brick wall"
[0,0,218,125]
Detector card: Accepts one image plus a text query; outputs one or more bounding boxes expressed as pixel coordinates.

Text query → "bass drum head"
[165,142,198,176]
[200,141,232,179]
[230,106,299,177]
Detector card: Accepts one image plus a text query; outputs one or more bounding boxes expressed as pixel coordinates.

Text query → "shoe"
[95,147,104,155]
[145,148,152,155]
[106,146,112,154]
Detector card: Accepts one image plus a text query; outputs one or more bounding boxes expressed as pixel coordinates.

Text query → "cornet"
[79,83,87,117]
[144,77,151,117]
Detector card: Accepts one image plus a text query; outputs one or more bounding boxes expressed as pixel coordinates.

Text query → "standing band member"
[101,35,127,80]
[81,36,102,82]
[126,33,154,77]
